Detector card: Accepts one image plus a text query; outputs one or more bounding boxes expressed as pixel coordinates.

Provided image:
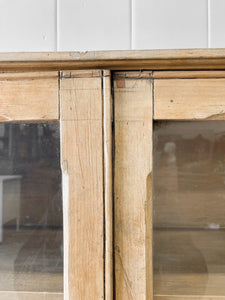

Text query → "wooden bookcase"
[1,50,225,300]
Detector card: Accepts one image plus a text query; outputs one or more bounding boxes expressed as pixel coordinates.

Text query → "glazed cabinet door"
[0,72,63,300]
[0,70,107,300]
[113,70,225,300]
[153,71,225,300]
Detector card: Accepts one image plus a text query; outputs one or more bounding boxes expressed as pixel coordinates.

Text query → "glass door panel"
[153,121,225,296]
[0,122,63,294]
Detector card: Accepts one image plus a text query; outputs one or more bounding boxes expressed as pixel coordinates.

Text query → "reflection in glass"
[0,123,63,292]
[153,121,225,296]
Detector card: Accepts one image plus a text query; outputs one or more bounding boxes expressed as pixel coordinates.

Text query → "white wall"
[0,0,224,52]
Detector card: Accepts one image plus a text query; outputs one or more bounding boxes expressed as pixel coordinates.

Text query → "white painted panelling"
[58,0,131,51]
[132,0,208,49]
[0,0,56,52]
[1,0,225,52]
[210,0,225,48]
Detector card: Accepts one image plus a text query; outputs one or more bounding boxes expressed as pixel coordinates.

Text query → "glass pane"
[153,121,225,296]
[0,123,63,293]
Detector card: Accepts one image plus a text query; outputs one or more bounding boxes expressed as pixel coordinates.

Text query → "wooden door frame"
[1,50,225,300]
[0,71,60,300]
[112,69,225,300]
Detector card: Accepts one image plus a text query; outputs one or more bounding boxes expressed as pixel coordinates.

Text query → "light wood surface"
[0,72,58,80]
[114,71,153,79]
[153,71,225,79]
[61,70,102,78]
[154,296,225,300]
[103,70,113,300]
[60,73,102,121]
[60,71,104,299]
[0,291,63,300]
[114,72,153,299]
[1,57,225,299]
[154,78,225,120]
[114,71,152,121]
[2,49,225,71]
[0,72,58,121]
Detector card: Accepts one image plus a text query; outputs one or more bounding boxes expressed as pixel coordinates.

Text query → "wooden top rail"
[2,49,225,71]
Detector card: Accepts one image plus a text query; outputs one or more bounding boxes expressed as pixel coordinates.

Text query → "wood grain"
[0,292,63,300]
[61,70,102,78]
[0,72,58,80]
[60,73,102,121]
[153,71,225,79]
[114,71,153,79]
[60,71,104,299]
[154,296,225,300]
[0,72,58,121]
[103,70,113,300]
[154,78,225,120]
[114,72,153,121]
[2,49,225,71]
[114,72,153,299]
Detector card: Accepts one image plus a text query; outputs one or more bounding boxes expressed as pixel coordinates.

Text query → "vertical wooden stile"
[103,70,113,300]
[113,71,153,300]
[60,70,104,300]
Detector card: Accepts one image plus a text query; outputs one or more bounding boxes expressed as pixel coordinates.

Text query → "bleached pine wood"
[60,73,102,121]
[103,70,113,300]
[154,78,225,120]
[0,72,58,121]
[154,296,225,300]
[0,72,58,80]
[0,291,63,300]
[153,70,225,79]
[114,71,153,79]
[60,71,104,299]
[61,70,102,78]
[1,49,225,71]
[114,72,153,300]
